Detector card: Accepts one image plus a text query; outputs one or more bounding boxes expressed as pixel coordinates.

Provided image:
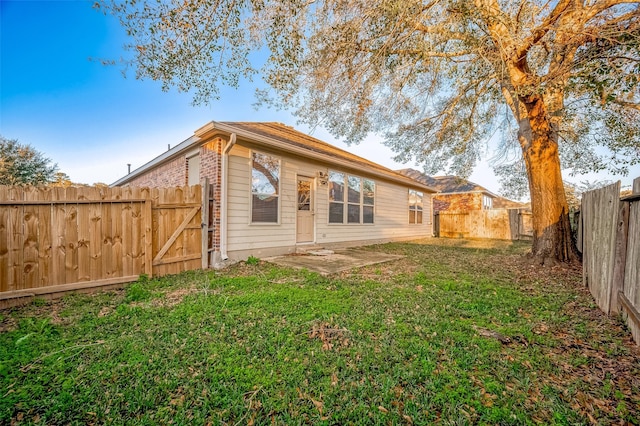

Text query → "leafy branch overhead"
[98,0,639,263]
[98,0,639,176]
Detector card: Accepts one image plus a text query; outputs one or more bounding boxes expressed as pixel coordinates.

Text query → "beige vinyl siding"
[225,143,433,258]
[316,179,432,243]
[226,145,294,253]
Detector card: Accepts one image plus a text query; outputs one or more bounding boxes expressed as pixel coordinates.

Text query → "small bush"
[125,282,152,303]
[246,255,260,266]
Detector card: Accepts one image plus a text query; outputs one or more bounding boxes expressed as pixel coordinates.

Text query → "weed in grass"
[124,282,153,303]
[246,255,260,266]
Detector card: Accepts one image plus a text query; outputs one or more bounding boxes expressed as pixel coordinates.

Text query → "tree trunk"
[519,95,576,265]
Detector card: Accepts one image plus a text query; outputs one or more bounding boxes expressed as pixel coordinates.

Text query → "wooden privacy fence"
[434,208,533,240]
[580,177,640,345]
[0,184,206,305]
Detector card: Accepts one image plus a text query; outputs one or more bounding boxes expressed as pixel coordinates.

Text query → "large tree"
[99,0,640,264]
[0,136,60,185]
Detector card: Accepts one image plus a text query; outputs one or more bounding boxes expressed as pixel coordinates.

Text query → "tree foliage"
[98,0,640,262]
[0,136,60,186]
[98,0,639,177]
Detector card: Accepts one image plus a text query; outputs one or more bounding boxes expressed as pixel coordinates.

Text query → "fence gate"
[150,185,203,277]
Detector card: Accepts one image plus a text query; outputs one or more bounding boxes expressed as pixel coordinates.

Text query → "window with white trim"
[409,189,423,224]
[251,152,280,223]
[329,171,375,224]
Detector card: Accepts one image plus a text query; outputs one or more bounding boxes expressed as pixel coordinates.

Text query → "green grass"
[1,240,638,425]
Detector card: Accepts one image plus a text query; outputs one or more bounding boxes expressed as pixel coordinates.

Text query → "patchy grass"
[1,240,638,425]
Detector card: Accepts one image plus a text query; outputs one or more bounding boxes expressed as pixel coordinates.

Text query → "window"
[362,179,375,224]
[329,171,345,223]
[409,190,423,224]
[251,152,280,223]
[347,176,361,223]
[329,171,374,224]
[482,195,493,210]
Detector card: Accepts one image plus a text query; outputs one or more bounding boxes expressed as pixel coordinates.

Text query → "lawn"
[1,239,639,425]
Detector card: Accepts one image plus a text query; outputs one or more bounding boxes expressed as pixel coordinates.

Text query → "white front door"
[296,177,314,243]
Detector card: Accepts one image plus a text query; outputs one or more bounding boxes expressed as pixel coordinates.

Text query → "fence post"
[201,178,209,270]
[434,212,439,237]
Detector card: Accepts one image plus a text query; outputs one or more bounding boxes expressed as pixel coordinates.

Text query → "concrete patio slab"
[264,248,404,275]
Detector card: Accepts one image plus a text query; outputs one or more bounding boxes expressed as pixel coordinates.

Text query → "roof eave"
[111,120,437,193]
[210,121,437,193]
[110,135,202,187]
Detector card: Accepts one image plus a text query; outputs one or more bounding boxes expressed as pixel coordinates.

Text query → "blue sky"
[1,0,637,193]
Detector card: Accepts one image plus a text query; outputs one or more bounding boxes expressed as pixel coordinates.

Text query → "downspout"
[220,133,236,260]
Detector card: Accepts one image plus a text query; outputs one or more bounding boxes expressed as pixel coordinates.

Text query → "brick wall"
[126,156,187,187]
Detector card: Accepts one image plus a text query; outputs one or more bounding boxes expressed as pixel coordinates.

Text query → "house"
[112,122,437,263]
[396,168,532,240]
[396,168,526,213]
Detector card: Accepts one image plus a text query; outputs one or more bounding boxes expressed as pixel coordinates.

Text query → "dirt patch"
[308,321,351,351]
[0,315,18,333]
[158,287,194,307]
[265,249,404,275]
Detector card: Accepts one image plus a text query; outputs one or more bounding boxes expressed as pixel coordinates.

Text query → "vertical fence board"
[37,189,52,287]
[89,202,103,281]
[144,200,153,278]
[111,202,123,278]
[64,204,79,285]
[23,204,39,288]
[77,203,91,282]
[0,205,9,292]
[186,185,201,271]
[122,202,133,278]
[101,200,113,279]
[131,201,143,276]
[51,203,65,286]
[9,205,23,291]
[623,196,640,343]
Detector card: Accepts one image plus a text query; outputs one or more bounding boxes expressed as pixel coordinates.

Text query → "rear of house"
[113,121,436,262]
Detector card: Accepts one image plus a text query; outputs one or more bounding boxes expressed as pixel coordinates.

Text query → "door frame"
[296,174,316,244]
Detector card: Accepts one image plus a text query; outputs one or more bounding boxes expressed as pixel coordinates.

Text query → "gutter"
[220,133,237,260]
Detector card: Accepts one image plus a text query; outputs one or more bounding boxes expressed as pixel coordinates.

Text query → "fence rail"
[434,208,532,240]
[0,185,203,306]
[581,177,640,345]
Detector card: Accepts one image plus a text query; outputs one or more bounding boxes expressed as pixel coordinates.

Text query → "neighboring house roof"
[396,168,527,208]
[112,122,437,192]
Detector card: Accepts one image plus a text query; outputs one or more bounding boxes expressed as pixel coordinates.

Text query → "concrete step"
[296,245,334,256]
